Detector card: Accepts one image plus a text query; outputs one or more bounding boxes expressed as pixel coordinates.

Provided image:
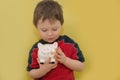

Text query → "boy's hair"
[33,0,64,27]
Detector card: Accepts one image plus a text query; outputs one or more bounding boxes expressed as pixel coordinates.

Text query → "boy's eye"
[52,28,57,31]
[41,29,47,32]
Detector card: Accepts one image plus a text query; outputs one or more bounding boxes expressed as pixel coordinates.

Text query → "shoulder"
[58,35,79,50]
[59,35,76,44]
[29,40,42,53]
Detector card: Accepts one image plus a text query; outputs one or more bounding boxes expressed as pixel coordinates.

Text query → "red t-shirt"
[27,35,85,80]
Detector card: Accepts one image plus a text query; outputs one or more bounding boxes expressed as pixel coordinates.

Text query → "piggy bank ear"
[53,42,58,48]
[37,43,43,48]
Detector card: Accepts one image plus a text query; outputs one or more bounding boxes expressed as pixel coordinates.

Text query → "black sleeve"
[63,35,85,62]
[74,42,85,62]
[26,42,38,71]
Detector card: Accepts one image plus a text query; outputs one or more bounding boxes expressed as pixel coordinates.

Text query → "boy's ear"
[38,43,43,48]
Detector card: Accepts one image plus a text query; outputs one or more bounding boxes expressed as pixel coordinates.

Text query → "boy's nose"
[47,31,53,36]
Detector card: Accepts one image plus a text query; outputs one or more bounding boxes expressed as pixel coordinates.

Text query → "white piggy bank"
[37,42,58,64]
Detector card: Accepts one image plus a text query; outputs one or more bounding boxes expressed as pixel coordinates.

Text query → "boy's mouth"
[48,38,54,40]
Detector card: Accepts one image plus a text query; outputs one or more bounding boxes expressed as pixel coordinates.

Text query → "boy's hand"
[37,58,57,70]
[56,47,67,64]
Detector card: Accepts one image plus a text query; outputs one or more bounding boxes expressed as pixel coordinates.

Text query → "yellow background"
[0,0,120,80]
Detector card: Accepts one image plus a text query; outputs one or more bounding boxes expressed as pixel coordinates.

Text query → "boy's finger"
[56,54,61,59]
[45,58,51,64]
[37,58,41,66]
[57,47,64,55]
[37,58,40,63]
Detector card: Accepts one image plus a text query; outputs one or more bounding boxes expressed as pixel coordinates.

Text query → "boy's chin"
[47,41,55,43]
[46,39,56,43]
[45,40,55,43]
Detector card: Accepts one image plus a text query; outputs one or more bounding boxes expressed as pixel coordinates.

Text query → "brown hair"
[33,0,64,27]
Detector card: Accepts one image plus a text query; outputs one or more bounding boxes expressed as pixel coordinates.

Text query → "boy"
[27,0,85,80]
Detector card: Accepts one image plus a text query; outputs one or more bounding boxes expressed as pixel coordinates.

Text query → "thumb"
[37,58,40,66]
[45,57,51,64]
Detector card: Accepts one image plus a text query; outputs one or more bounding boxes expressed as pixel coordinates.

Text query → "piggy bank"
[37,42,58,64]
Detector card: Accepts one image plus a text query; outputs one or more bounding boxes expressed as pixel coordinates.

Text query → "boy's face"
[37,19,62,43]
